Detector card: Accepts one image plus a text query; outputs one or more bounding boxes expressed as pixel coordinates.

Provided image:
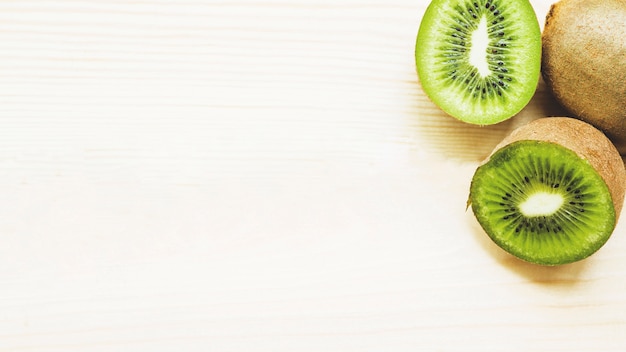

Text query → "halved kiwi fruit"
[415,0,541,125]
[469,118,626,265]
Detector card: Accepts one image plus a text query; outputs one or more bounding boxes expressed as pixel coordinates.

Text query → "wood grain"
[0,1,624,351]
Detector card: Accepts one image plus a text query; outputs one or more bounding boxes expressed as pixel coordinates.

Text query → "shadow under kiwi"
[465,208,590,285]
[410,77,569,162]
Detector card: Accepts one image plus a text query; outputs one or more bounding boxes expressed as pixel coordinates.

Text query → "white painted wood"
[0,1,625,351]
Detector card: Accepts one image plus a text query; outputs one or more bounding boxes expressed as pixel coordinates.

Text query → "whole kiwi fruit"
[469,117,626,265]
[542,0,626,152]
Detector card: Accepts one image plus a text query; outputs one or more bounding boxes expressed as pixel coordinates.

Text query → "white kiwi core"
[519,192,564,217]
[468,16,491,77]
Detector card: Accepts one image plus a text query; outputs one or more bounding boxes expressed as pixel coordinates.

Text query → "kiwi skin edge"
[485,117,626,222]
[469,117,626,265]
[541,0,626,153]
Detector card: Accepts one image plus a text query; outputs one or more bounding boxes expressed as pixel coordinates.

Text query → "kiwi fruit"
[542,0,626,152]
[469,117,626,265]
[415,0,542,125]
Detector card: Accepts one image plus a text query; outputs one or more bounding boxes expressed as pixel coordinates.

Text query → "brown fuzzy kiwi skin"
[485,117,626,222]
[541,0,626,153]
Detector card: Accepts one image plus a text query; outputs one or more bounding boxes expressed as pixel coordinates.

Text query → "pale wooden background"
[1,0,625,351]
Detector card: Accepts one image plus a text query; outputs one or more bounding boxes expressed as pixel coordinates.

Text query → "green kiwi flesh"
[470,140,616,265]
[415,0,541,125]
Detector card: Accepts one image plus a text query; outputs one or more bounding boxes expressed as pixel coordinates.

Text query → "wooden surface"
[1,1,625,351]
